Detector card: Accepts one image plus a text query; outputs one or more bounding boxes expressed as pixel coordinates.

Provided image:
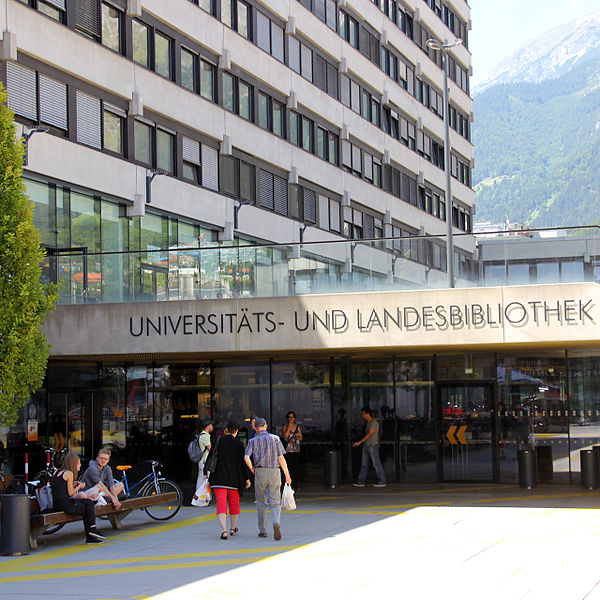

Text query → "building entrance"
[438,382,496,482]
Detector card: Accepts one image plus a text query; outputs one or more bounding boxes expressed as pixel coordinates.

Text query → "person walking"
[244,417,291,540]
[281,411,303,490]
[204,421,251,539]
[352,406,386,488]
[50,453,106,544]
[195,420,213,491]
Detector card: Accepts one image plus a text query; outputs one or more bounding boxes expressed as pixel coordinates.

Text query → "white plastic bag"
[281,483,296,511]
[191,479,211,507]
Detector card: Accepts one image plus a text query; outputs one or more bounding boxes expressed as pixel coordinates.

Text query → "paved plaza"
[2,484,600,599]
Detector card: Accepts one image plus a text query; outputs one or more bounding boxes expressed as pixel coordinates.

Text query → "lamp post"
[426,37,462,288]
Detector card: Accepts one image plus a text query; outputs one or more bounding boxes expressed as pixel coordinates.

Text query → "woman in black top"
[204,420,251,539]
[50,453,105,544]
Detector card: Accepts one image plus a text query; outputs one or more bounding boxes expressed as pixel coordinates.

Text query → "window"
[6,63,69,131]
[181,48,197,92]
[290,112,314,153]
[183,137,200,183]
[101,2,122,53]
[183,140,219,190]
[343,206,364,239]
[74,0,101,40]
[289,37,313,82]
[222,72,253,120]
[155,32,172,79]
[338,10,359,48]
[221,0,251,39]
[256,11,285,62]
[38,0,65,22]
[257,93,284,136]
[132,20,150,67]
[134,120,152,164]
[156,128,174,173]
[316,127,338,165]
[103,105,125,155]
[220,155,255,201]
[200,59,217,101]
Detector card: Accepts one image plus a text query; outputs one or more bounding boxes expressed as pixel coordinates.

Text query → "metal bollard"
[581,449,598,490]
[518,449,537,490]
[0,494,30,556]
[324,450,340,488]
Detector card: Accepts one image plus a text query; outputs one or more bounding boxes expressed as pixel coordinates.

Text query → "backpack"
[187,435,203,462]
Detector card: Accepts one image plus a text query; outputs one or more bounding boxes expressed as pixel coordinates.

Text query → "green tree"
[0,84,56,426]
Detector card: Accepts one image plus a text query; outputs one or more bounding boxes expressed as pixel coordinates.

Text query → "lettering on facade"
[128,299,595,338]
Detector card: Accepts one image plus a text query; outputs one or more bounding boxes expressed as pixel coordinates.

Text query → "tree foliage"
[473,57,600,227]
[0,84,56,426]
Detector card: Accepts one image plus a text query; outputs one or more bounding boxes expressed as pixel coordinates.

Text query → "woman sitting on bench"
[50,453,106,544]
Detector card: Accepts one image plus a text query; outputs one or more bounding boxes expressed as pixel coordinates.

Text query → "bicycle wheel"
[43,523,66,535]
[142,479,182,521]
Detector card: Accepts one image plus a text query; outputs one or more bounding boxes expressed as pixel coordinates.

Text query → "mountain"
[473,12,600,228]
[475,10,600,94]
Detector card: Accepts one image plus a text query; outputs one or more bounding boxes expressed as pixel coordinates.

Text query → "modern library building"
[3,0,600,489]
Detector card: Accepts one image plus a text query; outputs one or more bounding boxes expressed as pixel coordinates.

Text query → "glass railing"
[44,226,600,305]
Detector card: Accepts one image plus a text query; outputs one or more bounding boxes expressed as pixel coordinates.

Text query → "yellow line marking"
[0,557,267,583]
[113,513,216,541]
[0,542,103,574]
[10,546,303,572]
[475,492,597,503]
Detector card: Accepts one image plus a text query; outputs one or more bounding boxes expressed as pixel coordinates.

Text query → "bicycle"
[114,460,182,521]
[34,446,68,485]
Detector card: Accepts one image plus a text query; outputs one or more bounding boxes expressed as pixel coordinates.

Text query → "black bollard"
[518,449,537,490]
[324,450,340,488]
[581,449,598,490]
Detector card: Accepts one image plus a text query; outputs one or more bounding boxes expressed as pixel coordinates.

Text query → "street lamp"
[145,169,168,204]
[22,125,49,166]
[426,37,462,288]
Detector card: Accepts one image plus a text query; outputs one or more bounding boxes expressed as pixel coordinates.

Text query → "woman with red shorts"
[204,420,252,539]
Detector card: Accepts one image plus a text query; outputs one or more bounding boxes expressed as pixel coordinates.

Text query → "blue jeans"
[357,444,386,484]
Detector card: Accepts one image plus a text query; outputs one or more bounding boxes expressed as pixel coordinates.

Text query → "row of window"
[7,57,472,242]
[422,0,469,47]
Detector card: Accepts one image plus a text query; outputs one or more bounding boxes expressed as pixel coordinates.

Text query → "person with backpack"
[188,420,213,491]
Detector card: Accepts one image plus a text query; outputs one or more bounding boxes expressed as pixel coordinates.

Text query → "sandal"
[229,527,238,536]
[220,532,228,540]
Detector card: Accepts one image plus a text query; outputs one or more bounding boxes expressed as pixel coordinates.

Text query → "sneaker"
[352,483,365,487]
[373,483,387,488]
[273,523,282,541]
[86,536,104,544]
[88,530,107,540]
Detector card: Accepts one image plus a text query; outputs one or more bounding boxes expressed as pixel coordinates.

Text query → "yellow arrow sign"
[446,425,458,445]
[446,425,468,445]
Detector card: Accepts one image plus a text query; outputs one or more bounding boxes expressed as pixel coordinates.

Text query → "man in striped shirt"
[244,417,291,540]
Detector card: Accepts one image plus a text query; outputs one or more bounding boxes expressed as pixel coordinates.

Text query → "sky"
[469,0,600,86]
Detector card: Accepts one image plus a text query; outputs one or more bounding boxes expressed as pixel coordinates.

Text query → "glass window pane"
[38,1,62,21]
[155,32,172,78]
[200,60,215,101]
[258,93,269,129]
[302,116,312,152]
[101,3,121,52]
[132,20,149,67]
[317,127,326,159]
[221,0,232,27]
[273,101,283,137]
[223,73,235,112]
[237,0,249,38]
[289,112,298,145]
[181,48,196,92]
[103,109,123,155]
[239,80,251,120]
[25,178,56,247]
[134,120,152,164]
[156,129,174,172]
[328,133,338,164]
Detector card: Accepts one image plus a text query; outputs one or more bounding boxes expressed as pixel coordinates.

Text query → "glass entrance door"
[439,383,496,482]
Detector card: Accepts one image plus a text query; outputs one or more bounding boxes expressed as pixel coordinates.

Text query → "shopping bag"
[281,483,296,511]
[191,479,211,507]
[36,483,54,512]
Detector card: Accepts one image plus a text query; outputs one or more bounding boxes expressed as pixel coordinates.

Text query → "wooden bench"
[29,492,178,549]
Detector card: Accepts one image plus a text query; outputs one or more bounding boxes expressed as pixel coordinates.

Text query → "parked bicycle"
[34,446,68,485]
[115,460,182,520]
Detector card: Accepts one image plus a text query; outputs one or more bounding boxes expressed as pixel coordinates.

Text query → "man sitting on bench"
[81,447,124,509]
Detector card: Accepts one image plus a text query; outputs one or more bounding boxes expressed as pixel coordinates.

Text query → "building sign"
[45,283,600,357]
